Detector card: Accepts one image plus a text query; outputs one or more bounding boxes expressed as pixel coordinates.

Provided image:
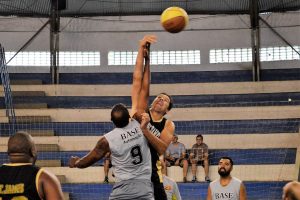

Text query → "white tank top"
[104,119,152,182]
[209,177,242,200]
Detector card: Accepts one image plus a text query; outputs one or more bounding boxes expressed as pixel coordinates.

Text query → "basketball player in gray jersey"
[207,157,247,200]
[69,103,155,200]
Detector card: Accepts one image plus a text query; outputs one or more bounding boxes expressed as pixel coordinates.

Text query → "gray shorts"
[109,179,154,200]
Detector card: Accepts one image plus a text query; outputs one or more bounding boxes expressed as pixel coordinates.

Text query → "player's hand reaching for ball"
[139,35,157,59]
[139,35,157,48]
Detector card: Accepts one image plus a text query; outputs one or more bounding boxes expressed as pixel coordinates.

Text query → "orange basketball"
[160,7,189,33]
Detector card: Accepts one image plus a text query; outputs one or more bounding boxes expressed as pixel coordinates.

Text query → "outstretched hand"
[139,35,157,48]
[140,113,150,130]
[69,156,80,168]
[139,35,157,59]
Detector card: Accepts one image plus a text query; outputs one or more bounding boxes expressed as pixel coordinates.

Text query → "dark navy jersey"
[0,163,42,200]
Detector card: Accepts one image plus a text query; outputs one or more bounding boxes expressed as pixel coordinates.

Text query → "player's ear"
[30,145,38,164]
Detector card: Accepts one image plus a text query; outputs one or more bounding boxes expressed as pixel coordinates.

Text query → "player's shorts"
[109,179,154,200]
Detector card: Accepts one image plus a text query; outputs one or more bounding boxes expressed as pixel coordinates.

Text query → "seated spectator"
[165,134,188,182]
[283,181,300,200]
[189,134,210,182]
[103,152,112,183]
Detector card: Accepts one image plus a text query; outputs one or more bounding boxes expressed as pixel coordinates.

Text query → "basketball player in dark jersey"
[131,35,175,200]
[0,131,64,200]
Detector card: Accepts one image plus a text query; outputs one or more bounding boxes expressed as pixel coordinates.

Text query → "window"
[108,50,200,65]
[5,51,100,66]
[260,46,300,61]
[210,48,252,64]
[5,51,50,66]
[108,51,137,65]
[210,46,300,63]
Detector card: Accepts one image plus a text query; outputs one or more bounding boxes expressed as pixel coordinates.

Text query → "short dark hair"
[111,103,130,128]
[196,134,203,140]
[160,92,173,111]
[220,156,234,166]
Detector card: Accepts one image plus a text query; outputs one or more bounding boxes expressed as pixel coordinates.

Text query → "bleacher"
[0,70,299,200]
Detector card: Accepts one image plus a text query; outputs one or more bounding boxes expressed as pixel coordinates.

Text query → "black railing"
[0,45,16,135]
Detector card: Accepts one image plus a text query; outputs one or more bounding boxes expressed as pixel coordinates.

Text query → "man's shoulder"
[165,119,175,126]
[163,175,176,183]
[191,143,208,149]
[104,128,121,142]
[232,177,242,184]
[104,128,117,136]
[178,142,185,147]
[129,118,139,125]
[209,178,220,187]
[163,119,175,133]
[201,143,208,148]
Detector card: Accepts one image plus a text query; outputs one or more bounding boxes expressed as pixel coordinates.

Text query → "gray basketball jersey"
[209,177,242,200]
[104,119,152,182]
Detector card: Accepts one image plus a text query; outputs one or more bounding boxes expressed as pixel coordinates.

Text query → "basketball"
[160,7,189,33]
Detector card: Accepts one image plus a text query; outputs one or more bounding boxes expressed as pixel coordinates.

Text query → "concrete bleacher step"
[36,144,59,152]
[51,177,69,198]
[12,91,46,97]
[36,160,61,167]
[27,129,55,137]
[11,79,43,85]
[13,116,51,123]
[56,175,67,184]
[63,192,70,200]
[14,103,48,109]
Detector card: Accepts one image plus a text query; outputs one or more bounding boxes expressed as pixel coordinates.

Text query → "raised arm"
[131,35,157,116]
[69,137,110,169]
[159,120,175,152]
[137,50,150,113]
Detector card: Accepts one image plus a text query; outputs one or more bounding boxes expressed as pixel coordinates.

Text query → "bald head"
[111,103,130,128]
[7,131,37,163]
[283,181,300,200]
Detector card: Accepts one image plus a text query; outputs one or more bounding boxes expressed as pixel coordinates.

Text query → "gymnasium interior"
[0,0,300,199]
